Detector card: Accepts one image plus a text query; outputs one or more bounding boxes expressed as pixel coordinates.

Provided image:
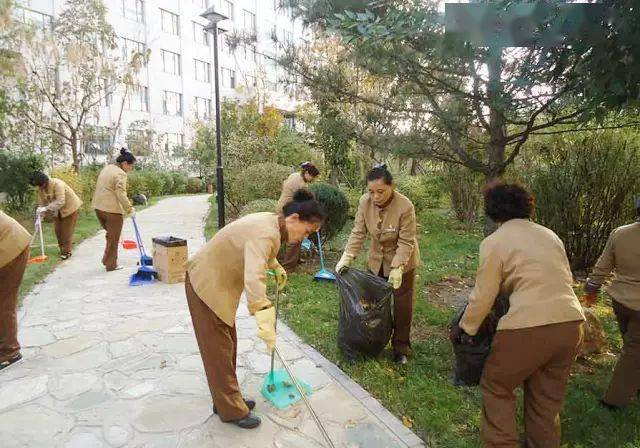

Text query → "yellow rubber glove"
[389,267,403,290]
[335,252,354,273]
[255,307,276,352]
[272,262,288,291]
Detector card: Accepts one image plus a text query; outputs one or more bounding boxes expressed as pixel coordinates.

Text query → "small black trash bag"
[336,268,394,360]
[451,294,510,387]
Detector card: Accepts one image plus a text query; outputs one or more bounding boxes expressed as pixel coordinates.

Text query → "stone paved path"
[1,195,424,448]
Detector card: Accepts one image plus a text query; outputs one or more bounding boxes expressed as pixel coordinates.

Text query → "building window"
[165,133,184,152]
[221,68,236,89]
[246,75,256,88]
[194,60,211,83]
[251,45,258,63]
[193,0,208,8]
[161,50,181,75]
[83,127,111,156]
[126,85,149,112]
[161,9,180,36]
[120,37,146,64]
[122,0,144,22]
[194,97,212,120]
[220,35,231,54]
[193,22,209,46]
[162,90,183,116]
[222,0,234,20]
[242,9,256,33]
[14,7,53,32]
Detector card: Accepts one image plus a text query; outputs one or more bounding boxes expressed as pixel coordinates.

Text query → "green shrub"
[187,177,204,194]
[127,171,149,198]
[0,150,46,212]
[226,162,291,216]
[525,131,640,271]
[143,171,165,197]
[395,174,443,213]
[171,172,188,194]
[309,182,349,242]
[159,172,174,195]
[78,166,101,206]
[239,199,278,217]
[344,187,364,218]
[442,165,482,227]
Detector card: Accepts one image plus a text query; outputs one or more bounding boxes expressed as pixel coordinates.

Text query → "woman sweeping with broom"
[92,148,136,272]
[185,190,325,429]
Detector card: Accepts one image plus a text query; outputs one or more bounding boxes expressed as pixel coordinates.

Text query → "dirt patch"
[424,276,474,309]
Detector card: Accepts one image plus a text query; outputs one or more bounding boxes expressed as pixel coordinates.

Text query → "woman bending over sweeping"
[185,189,325,429]
[91,148,136,272]
[276,162,320,270]
[0,211,31,370]
[335,164,420,365]
[30,171,83,260]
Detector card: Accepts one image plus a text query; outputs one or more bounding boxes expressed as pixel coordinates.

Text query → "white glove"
[335,252,354,273]
[36,206,48,215]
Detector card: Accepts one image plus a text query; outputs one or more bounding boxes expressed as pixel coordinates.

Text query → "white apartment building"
[14,0,307,164]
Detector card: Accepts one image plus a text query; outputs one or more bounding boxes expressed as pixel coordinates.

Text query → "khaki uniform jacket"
[38,178,82,218]
[91,165,133,215]
[276,172,308,214]
[344,191,419,277]
[586,222,640,311]
[186,213,283,327]
[0,211,32,269]
[460,219,585,336]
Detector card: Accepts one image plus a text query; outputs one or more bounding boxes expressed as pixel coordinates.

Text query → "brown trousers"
[54,210,79,255]
[95,210,123,271]
[279,242,301,270]
[603,300,640,406]
[185,275,249,421]
[480,321,584,448]
[0,248,29,363]
[378,268,416,356]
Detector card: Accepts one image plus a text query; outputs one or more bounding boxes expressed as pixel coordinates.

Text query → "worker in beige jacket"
[451,182,585,448]
[276,162,320,270]
[91,148,136,271]
[583,197,640,410]
[0,211,31,371]
[30,171,83,259]
[336,165,420,365]
[185,190,325,429]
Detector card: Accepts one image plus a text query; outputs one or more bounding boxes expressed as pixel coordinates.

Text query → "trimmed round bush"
[126,171,149,198]
[171,172,188,194]
[309,182,349,242]
[239,199,278,217]
[226,162,291,216]
[187,177,205,194]
[143,171,165,197]
[159,172,174,195]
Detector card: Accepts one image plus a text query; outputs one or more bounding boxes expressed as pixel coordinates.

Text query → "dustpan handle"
[131,216,147,257]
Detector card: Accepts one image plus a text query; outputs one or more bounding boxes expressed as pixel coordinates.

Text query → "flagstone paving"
[1,195,424,448]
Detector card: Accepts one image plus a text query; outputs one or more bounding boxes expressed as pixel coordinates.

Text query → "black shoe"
[230,412,261,429]
[393,353,409,365]
[214,398,256,414]
[60,253,72,260]
[0,354,23,371]
[599,399,623,411]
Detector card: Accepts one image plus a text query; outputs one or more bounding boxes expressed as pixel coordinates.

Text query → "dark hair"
[282,189,326,222]
[116,148,136,164]
[29,171,49,187]
[301,162,319,177]
[483,181,535,222]
[366,164,393,185]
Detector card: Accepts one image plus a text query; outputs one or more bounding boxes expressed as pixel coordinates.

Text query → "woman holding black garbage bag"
[336,164,419,365]
[450,182,585,448]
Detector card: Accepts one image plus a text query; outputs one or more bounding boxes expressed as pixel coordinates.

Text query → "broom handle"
[38,215,45,257]
[269,272,279,380]
[274,346,336,448]
[316,231,325,269]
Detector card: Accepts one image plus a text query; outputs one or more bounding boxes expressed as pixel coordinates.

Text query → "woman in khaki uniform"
[276,162,320,270]
[91,149,136,271]
[583,197,640,410]
[30,171,83,259]
[0,211,31,370]
[185,190,325,429]
[336,165,419,365]
[451,182,585,448]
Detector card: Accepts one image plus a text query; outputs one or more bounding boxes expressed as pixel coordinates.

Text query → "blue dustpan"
[301,238,312,251]
[313,231,336,282]
[261,369,313,409]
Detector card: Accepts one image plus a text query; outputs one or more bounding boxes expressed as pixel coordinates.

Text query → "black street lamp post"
[201,7,228,229]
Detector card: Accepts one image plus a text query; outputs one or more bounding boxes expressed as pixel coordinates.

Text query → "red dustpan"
[28,213,49,264]
[122,240,137,250]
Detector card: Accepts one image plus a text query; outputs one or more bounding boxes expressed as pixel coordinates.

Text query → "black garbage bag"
[336,268,394,360]
[451,294,510,386]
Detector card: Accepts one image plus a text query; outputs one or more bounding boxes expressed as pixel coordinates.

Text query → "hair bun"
[293,189,314,202]
[120,148,128,155]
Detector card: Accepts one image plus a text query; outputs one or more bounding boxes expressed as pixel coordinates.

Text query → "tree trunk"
[70,132,80,173]
[410,158,418,175]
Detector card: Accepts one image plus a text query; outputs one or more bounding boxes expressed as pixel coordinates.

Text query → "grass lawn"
[15,196,163,303]
[203,202,640,446]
